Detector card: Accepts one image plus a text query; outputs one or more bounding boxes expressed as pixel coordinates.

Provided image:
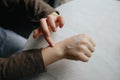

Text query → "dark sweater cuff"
[22,48,46,74]
[1,49,46,80]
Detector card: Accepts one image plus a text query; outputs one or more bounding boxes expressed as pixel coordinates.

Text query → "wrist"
[54,42,65,59]
[41,44,64,67]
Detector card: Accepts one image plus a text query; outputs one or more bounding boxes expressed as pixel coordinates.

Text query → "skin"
[41,34,96,67]
[32,12,96,67]
[33,12,64,47]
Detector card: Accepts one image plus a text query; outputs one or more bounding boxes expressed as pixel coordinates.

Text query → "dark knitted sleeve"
[0,49,46,80]
[0,0,55,27]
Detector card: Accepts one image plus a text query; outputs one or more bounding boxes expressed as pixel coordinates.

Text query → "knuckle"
[82,45,86,49]
[80,39,88,44]
[87,53,92,57]
[51,24,55,28]
[60,16,64,20]
[92,48,95,52]
[44,31,50,36]
[47,15,52,18]
[91,47,95,52]
[77,45,85,51]
[83,58,89,62]
[76,54,82,60]
[40,18,45,22]
[81,34,88,38]
[84,50,92,57]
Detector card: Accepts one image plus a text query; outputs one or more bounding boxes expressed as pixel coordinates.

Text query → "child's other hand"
[57,34,96,62]
[33,12,64,47]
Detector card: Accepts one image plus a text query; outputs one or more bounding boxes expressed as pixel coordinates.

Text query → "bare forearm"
[41,44,64,67]
[41,34,96,67]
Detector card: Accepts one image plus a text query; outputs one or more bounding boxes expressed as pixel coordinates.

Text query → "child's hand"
[41,34,96,66]
[33,12,64,47]
[57,34,96,62]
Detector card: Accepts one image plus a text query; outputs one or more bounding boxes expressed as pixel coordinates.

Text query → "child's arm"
[0,34,95,80]
[42,34,96,67]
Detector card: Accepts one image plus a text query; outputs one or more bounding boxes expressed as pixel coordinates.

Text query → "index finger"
[40,18,50,36]
[44,35,55,47]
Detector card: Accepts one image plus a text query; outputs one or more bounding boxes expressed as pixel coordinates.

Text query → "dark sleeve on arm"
[0,49,46,80]
[0,0,55,27]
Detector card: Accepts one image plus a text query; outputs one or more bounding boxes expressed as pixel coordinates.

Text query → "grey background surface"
[24,0,120,80]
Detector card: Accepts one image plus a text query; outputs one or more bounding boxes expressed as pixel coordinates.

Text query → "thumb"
[33,29,42,39]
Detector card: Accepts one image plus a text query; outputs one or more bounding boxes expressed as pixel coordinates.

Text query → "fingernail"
[33,34,36,39]
[54,28,57,32]
[60,25,64,28]
[51,43,55,47]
